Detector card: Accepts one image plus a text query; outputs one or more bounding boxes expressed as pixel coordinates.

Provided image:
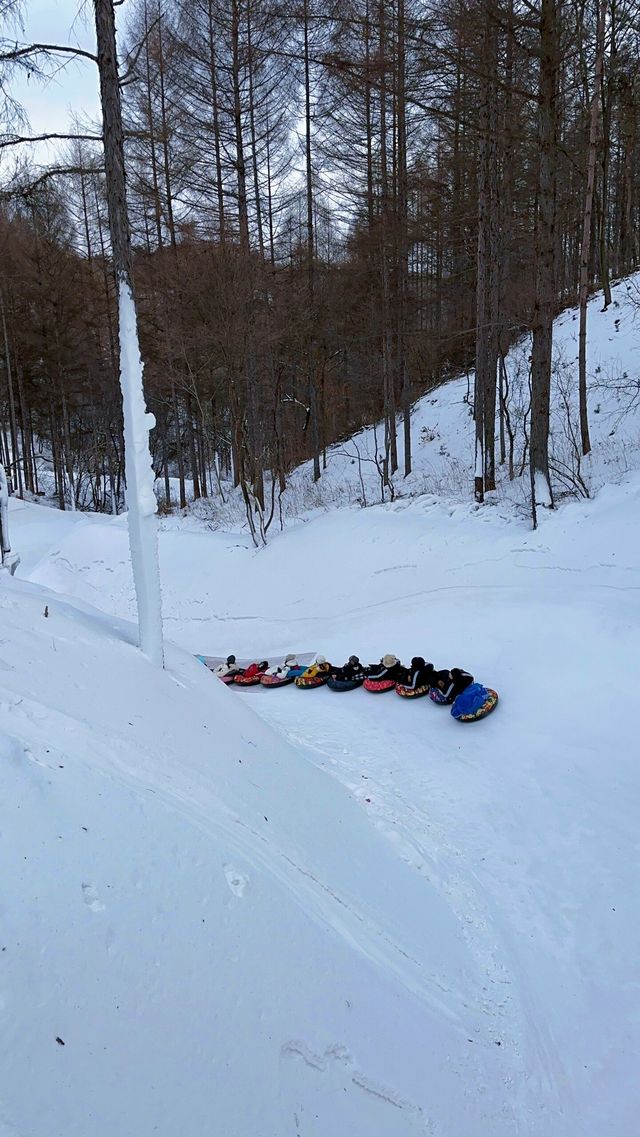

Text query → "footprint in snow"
[82,883,105,912]
[224,865,248,898]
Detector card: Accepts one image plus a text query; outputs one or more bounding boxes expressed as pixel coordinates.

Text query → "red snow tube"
[363,678,397,693]
[234,663,267,686]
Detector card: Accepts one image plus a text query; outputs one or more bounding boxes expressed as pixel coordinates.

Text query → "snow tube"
[260,673,295,688]
[451,684,499,722]
[327,676,364,692]
[221,672,240,685]
[428,688,450,705]
[395,683,432,699]
[363,678,397,693]
[234,662,268,686]
[295,662,331,689]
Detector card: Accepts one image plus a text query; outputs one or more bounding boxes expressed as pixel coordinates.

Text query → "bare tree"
[530,0,559,513]
[577,0,605,457]
[94,0,164,665]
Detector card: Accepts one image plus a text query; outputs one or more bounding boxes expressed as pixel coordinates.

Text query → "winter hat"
[227,654,236,665]
[411,656,425,669]
[284,653,296,664]
[316,654,326,665]
[382,653,398,668]
[348,655,360,665]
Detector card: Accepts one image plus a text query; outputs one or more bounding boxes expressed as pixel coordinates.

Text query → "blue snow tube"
[451,683,491,720]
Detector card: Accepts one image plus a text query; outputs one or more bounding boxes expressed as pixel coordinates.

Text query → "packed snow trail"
[7,469,640,1135]
[1,574,548,1137]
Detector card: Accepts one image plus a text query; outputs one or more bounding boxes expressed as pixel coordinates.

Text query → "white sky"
[8,0,103,138]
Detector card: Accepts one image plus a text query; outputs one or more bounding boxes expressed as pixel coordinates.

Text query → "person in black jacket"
[366,654,406,683]
[336,655,367,681]
[400,657,436,690]
[433,667,474,703]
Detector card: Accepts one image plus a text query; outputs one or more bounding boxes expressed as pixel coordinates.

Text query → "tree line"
[1,0,638,534]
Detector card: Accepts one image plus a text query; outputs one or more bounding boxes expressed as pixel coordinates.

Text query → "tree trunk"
[0,288,23,499]
[578,0,605,457]
[530,0,558,514]
[94,0,164,666]
[303,0,321,482]
[397,0,411,477]
[231,0,250,249]
[172,380,187,507]
[598,0,614,308]
[207,0,226,240]
[247,9,265,258]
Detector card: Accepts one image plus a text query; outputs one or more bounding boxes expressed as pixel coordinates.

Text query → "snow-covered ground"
[2,279,640,1135]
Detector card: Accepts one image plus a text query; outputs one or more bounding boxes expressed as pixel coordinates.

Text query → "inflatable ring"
[395,683,431,699]
[363,678,397,693]
[428,688,450,705]
[295,674,329,689]
[260,674,295,688]
[327,677,364,692]
[452,688,499,722]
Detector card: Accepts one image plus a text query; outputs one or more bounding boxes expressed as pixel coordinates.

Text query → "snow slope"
[277,274,640,517]
[161,272,640,529]
[2,572,523,1137]
[3,277,640,1135]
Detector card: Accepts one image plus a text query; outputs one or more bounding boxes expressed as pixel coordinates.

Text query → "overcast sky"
[10,0,103,139]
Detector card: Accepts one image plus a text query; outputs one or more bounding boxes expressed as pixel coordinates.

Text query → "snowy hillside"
[167,272,640,531]
[2,277,640,1136]
[282,273,640,517]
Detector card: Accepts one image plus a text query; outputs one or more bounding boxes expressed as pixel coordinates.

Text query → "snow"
[2,276,640,1135]
[533,468,553,507]
[118,280,163,666]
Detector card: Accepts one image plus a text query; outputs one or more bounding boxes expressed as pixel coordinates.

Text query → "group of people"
[334,654,474,700]
[207,651,497,721]
[211,652,474,701]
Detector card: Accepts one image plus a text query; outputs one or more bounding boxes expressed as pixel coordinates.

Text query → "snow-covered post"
[0,462,10,559]
[0,462,19,575]
[93,0,163,666]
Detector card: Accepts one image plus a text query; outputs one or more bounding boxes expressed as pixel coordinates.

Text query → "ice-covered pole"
[94,0,163,666]
[0,462,19,575]
[0,462,10,559]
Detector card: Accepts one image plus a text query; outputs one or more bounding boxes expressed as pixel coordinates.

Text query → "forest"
[0,0,638,526]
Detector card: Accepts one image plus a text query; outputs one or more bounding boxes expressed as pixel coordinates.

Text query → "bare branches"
[0,41,97,66]
[0,163,104,201]
[120,13,163,87]
[0,131,102,150]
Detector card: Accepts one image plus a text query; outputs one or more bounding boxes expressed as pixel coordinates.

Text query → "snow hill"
[2,278,640,1136]
[168,272,640,528]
